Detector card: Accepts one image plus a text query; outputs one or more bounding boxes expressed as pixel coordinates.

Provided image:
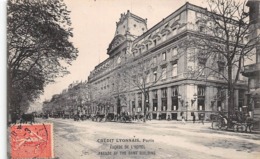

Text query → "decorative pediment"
[170,21,180,28]
[142,39,153,45]
[160,28,171,35]
[152,33,162,40]
[108,34,126,52]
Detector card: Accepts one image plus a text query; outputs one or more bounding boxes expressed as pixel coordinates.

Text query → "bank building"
[87,2,250,121]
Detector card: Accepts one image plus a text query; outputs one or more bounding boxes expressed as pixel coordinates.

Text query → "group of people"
[181,113,205,124]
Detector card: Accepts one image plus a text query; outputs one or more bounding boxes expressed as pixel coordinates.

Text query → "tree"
[7,0,78,114]
[183,0,258,115]
[121,56,165,122]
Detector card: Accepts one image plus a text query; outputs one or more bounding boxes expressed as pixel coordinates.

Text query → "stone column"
[149,91,153,113]
[142,93,145,114]
[167,87,172,119]
[157,88,162,119]
[135,93,138,115]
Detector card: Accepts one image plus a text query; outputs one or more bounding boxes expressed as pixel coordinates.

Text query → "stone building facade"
[88,2,248,121]
[242,0,260,130]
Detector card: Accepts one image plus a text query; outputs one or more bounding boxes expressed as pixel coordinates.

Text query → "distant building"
[88,3,248,120]
[242,0,260,130]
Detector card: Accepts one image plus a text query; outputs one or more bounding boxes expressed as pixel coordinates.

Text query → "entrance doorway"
[171,113,177,120]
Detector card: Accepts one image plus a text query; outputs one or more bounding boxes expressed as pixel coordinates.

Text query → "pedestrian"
[200,113,204,125]
[182,116,186,124]
[193,114,196,124]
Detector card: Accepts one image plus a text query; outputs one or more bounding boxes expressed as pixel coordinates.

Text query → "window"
[199,26,205,32]
[138,93,142,110]
[162,34,167,41]
[153,90,158,99]
[172,28,177,35]
[139,48,142,54]
[153,57,157,64]
[219,66,224,78]
[162,67,166,80]
[146,44,149,50]
[153,70,157,81]
[196,12,202,18]
[162,52,166,61]
[117,56,121,64]
[153,39,157,46]
[172,86,179,111]
[172,86,178,97]
[238,90,245,110]
[132,101,135,111]
[146,73,150,83]
[161,88,167,111]
[152,90,158,111]
[198,63,205,76]
[162,88,167,98]
[172,63,178,77]
[172,47,177,56]
[198,86,205,96]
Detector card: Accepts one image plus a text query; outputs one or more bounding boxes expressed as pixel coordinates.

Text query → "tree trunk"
[227,65,235,116]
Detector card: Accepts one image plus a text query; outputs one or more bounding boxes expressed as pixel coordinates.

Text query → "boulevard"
[37,118,260,159]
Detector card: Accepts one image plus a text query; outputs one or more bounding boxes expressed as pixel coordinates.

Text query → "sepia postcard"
[6,0,260,158]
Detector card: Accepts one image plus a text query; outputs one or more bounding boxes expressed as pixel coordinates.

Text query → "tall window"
[218,66,224,78]
[238,90,244,111]
[198,86,205,96]
[153,70,157,82]
[172,63,178,77]
[198,86,205,111]
[153,39,157,46]
[172,86,178,111]
[139,48,142,54]
[138,93,142,111]
[172,47,177,56]
[153,56,157,64]
[162,52,166,61]
[162,67,166,80]
[152,90,158,111]
[146,44,149,50]
[161,88,167,111]
[198,63,205,76]
[146,73,150,83]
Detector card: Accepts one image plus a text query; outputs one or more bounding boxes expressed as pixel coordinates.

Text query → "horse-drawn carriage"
[105,113,116,122]
[91,112,106,122]
[117,112,133,123]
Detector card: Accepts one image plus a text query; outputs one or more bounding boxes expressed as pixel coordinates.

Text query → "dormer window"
[153,39,157,46]
[162,52,166,61]
[146,44,149,50]
[199,26,205,32]
[117,56,121,64]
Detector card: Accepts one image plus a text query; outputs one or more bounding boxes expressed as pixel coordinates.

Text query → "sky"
[39,0,206,102]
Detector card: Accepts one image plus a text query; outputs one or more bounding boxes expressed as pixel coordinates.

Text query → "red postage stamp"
[10,123,53,159]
